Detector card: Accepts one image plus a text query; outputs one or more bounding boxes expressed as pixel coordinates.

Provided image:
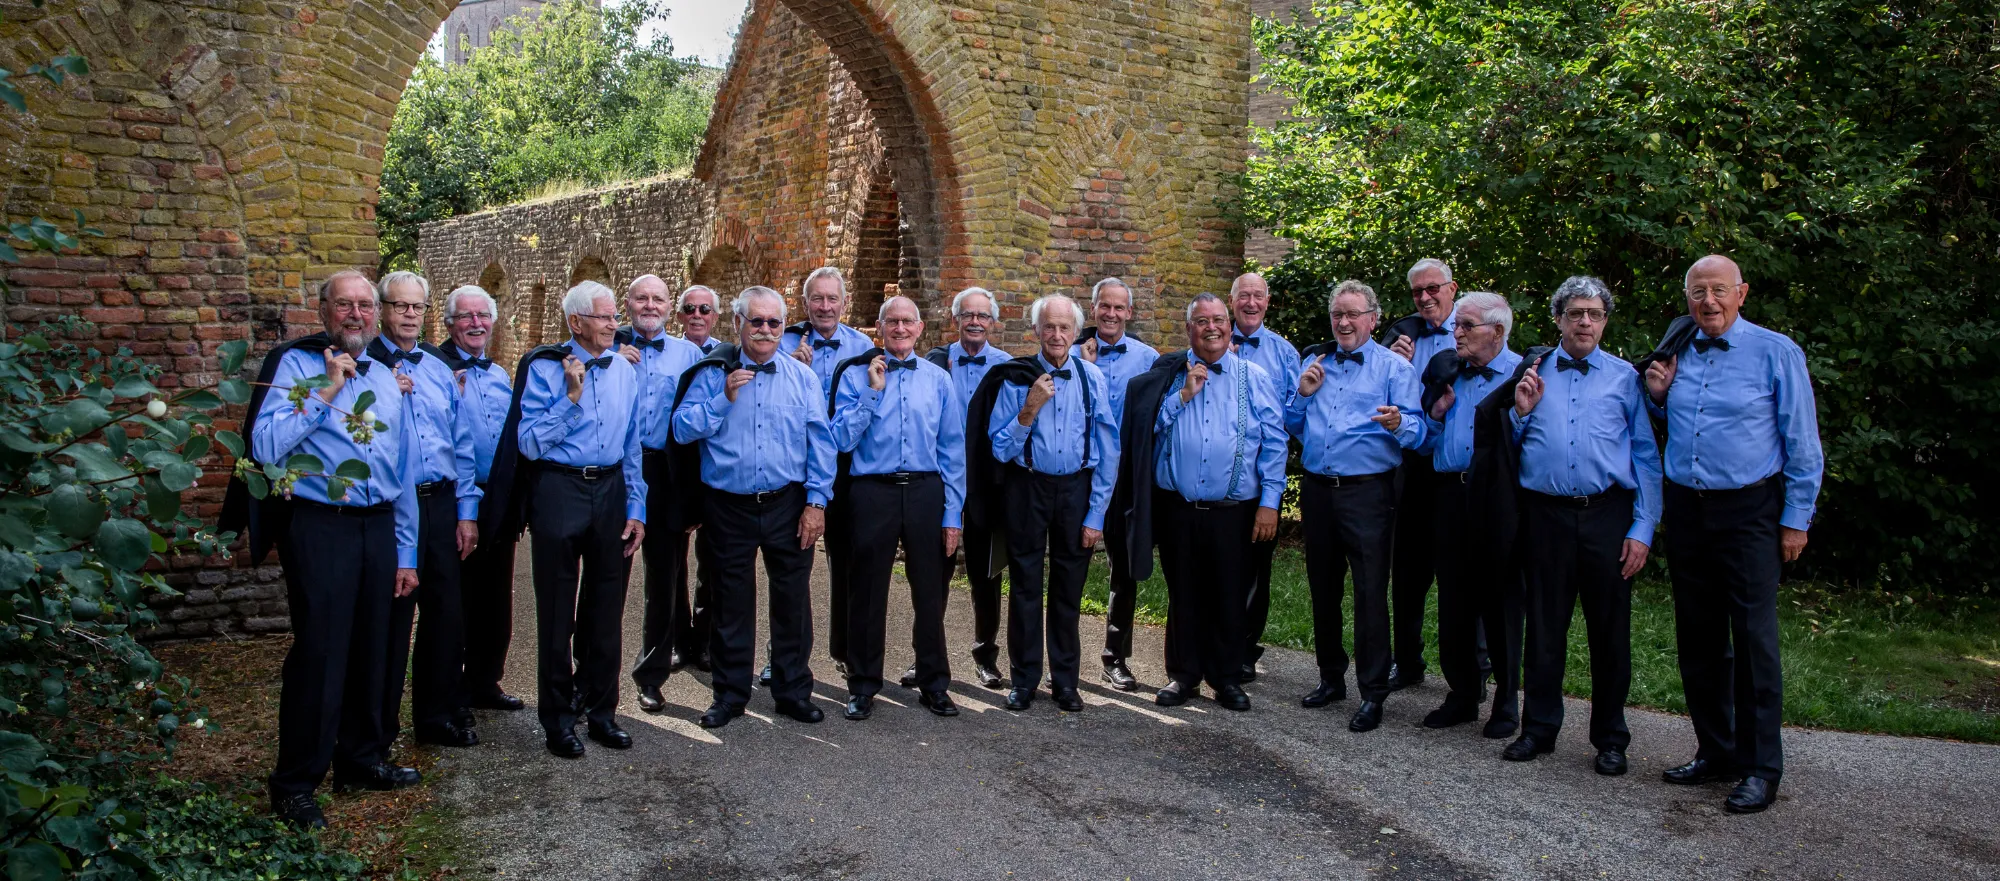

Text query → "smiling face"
[1093,283,1132,342]
[1556,295,1607,358]
[804,275,845,336]
[1186,297,1231,363]
[1684,256,1747,338]
[1230,274,1270,334]
[1410,266,1458,326]
[379,279,428,350]
[1036,300,1078,364]
[879,297,922,357]
[678,287,718,344]
[1330,291,1377,351]
[321,276,377,354]
[447,292,494,356]
[955,291,994,352]
[626,276,671,336]
[567,294,619,355]
[738,295,786,362]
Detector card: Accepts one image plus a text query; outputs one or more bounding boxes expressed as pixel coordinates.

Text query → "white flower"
[146,399,167,418]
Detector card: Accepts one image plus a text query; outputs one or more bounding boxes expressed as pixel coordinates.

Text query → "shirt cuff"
[1645,397,1667,420]
[859,387,884,409]
[1259,486,1284,510]
[807,489,830,508]
[1083,509,1106,532]
[456,498,479,521]
[397,547,418,569]
[1626,519,1656,546]
[943,509,963,530]
[302,396,331,421]
[626,501,646,523]
[1160,392,1188,419]
[558,395,583,421]
[1780,505,1813,532]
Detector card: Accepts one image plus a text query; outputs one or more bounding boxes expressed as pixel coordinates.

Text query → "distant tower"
[440,0,597,66]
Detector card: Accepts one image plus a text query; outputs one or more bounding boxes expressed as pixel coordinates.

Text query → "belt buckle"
[893,471,915,485]
[1458,471,1471,484]
[752,489,777,503]
[1572,494,1591,507]
[1327,474,1344,487]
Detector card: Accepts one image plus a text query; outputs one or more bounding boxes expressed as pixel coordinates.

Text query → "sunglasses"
[680,304,714,315]
[742,317,785,329]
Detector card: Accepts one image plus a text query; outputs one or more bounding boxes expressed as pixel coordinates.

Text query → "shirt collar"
[1695,318,1742,342]
[632,325,667,342]
[954,340,987,358]
[1038,353,1073,374]
[566,338,610,360]
[1558,342,1596,365]
[1096,329,1126,346]
[1233,323,1266,340]
[1432,312,1457,333]
[808,323,846,343]
[1189,348,1235,371]
[380,334,417,356]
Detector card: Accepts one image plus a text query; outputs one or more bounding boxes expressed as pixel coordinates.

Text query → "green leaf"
[51,55,87,77]
[0,429,54,454]
[244,470,269,499]
[110,375,155,399]
[0,731,46,773]
[217,377,250,404]
[332,459,371,481]
[0,552,35,591]
[42,814,104,854]
[324,476,351,502]
[214,429,244,458]
[217,339,248,374]
[64,444,130,484]
[4,841,66,881]
[44,484,104,539]
[0,515,36,551]
[141,475,178,525]
[181,432,210,462]
[93,519,153,571]
[59,398,112,436]
[176,389,222,410]
[352,389,377,416]
[285,453,325,474]
[157,461,199,492]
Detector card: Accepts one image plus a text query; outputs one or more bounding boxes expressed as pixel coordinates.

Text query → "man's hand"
[867,354,887,391]
[1619,538,1651,579]
[1181,360,1208,403]
[1645,355,1677,406]
[798,505,826,549]
[454,369,468,392]
[792,339,814,365]
[563,355,586,404]
[1427,386,1456,421]
[1780,526,1808,562]
[724,368,754,402]
[1389,334,1415,362]
[622,519,645,558]
[1081,526,1102,549]
[1370,405,1402,433]
[456,519,479,560]
[1253,507,1279,543]
[1297,355,1326,397]
[1514,365,1544,418]
[395,568,418,598]
[396,373,414,396]
[320,347,357,402]
[1080,337,1099,363]
[943,527,962,558]
[619,343,643,365]
[1020,373,1056,424]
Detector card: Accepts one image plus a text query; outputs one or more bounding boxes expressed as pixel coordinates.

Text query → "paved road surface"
[433,544,2000,880]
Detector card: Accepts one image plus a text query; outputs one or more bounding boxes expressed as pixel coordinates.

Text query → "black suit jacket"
[962,355,1048,577]
[476,344,571,543]
[1113,350,1191,583]
[218,332,331,564]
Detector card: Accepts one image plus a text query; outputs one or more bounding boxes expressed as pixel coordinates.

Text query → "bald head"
[1683,254,1749,337]
[1684,254,1742,290]
[877,295,923,357]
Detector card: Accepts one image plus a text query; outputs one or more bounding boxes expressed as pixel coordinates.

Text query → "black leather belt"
[1443,470,1471,483]
[1671,476,1771,498]
[713,485,800,504]
[1527,487,1630,508]
[1190,498,1243,510]
[858,471,937,485]
[415,479,455,498]
[295,498,393,516]
[542,462,617,480]
[1305,469,1392,487]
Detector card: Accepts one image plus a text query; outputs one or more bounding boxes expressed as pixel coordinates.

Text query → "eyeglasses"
[956,311,994,322]
[572,312,617,323]
[1329,310,1376,322]
[384,301,428,315]
[1687,285,1738,302]
[742,317,785,329]
[1412,283,1450,298]
[680,304,714,315]
[450,311,494,323]
[1189,315,1231,329]
[1561,308,1608,323]
[881,317,921,327]
[326,300,376,315]
[1454,320,1498,333]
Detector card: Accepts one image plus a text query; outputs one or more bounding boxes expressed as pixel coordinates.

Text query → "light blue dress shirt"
[987,354,1121,530]
[379,337,480,521]
[1392,312,1458,369]
[945,340,1007,407]
[1153,350,1288,508]
[624,327,703,451]
[673,350,837,507]
[443,342,510,486]
[780,322,874,396]
[1231,323,1303,396]
[1421,346,1523,473]
[1651,319,1823,531]
[1509,347,1665,544]
[252,346,419,569]
[682,335,720,357]
[830,352,968,528]
[516,339,649,522]
[1284,340,1425,477]
[1072,332,1159,422]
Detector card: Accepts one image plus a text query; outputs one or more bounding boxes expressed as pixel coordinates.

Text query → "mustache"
[746,332,780,342]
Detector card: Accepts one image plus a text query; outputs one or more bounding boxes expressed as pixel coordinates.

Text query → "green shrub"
[108,780,363,881]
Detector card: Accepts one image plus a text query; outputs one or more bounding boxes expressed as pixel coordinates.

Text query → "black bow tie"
[381,349,423,368]
[886,357,919,372]
[811,338,842,350]
[1333,349,1363,365]
[1196,360,1224,374]
[1098,343,1127,356]
[462,356,492,370]
[631,336,664,352]
[957,354,987,366]
[1459,362,1498,381]
[744,361,778,375]
[1048,368,1072,380]
[1418,324,1451,338]
[1556,356,1590,374]
[354,360,371,376]
[584,356,613,371]
[1232,333,1261,347]
[699,342,716,354]
[1693,337,1731,354]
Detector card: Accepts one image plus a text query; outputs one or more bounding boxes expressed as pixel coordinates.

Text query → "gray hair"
[677,284,718,310]
[1228,272,1268,297]
[1455,291,1513,340]
[877,295,920,325]
[951,286,994,317]
[731,285,787,321]
[1328,279,1379,314]
[444,285,496,320]
[321,269,374,301]
[1185,292,1226,322]
[561,280,615,318]
[1550,276,1614,319]
[1028,294,1082,328]
[377,270,431,303]
[1407,258,1453,286]
[627,273,669,296]
[801,266,847,300]
[1090,277,1131,307]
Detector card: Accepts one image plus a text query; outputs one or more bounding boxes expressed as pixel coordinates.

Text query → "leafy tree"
[377,0,715,271]
[1250,0,2000,591]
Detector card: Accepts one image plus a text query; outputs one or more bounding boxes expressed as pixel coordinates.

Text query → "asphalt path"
[433,542,2000,880]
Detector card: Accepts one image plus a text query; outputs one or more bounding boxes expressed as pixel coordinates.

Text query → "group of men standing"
[231,250,1819,829]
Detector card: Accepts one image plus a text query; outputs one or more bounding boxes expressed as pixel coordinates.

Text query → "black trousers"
[383,485,468,745]
[527,469,633,735]
[673,528,715,661]
[1521,489,1634,750]
[1099,508,1140,664]
[1391,451,1437,675]
[460,481,516,701]
[844,474,951,696]
[705,484,817,707]
[269,501,394,799]
[633,450,688,689]
[1301,473,1396,701]
[943,526,1004,667]
[1433,477,1522,722]
[1157,492,1256,689]
[1241,536,1279,663]
[1002,466,1091,692]
[1666,479,1785,781]
[825,491,855,668]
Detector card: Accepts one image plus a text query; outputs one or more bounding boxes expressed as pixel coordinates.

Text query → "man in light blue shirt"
[987,294,1119,712]
[1418,291,1525,737]
[436,284,521,715]
[1647,255,1823,814]
[1502,276,1663,776]
[928,287,1012,689]
[830,296,967,719]
[1075,276,1160,691]
[666,283,723,678]
[1379,258,1461,689]
[674,285,837,729]
[1149,293,1287,713]
[516,280,648,758]
[1228,272,1301,680]
[1285,280,1424,732]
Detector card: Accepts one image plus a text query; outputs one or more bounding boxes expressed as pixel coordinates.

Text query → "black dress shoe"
[1051,687,1084,712]
[1101,660,1138,691]
[697,702,745,729]
[1502,735,1553,761]
[668,649,686,673]
[331,762,422,792]
[1724,777,1778,813]
[1482,716,1519,739]
[587,721,632,749]
[636,684,667,713]
[272,794,326,830]
[468,691,525,711]
[774,698,825,724]
[1239,662,1259,683]
[1213,683,1251,712]
[844,694,874,720]
[758,665,773,688]
[975,662,1005,689]
[919,690,959,716]
[833,660,849,678]
[453,707,475,728]
[1349,700,1383,732]
[545,732,586,758]
[898,666,918,689]
[1662,757,1737,786]
[1422,699,1478,729]
[1595,748,1628,776]
[688,650,714,673]
[1004,688,1034,711]
[415,722,479,748]
[1155,681,1194,707]
[1301,681,1346,708]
